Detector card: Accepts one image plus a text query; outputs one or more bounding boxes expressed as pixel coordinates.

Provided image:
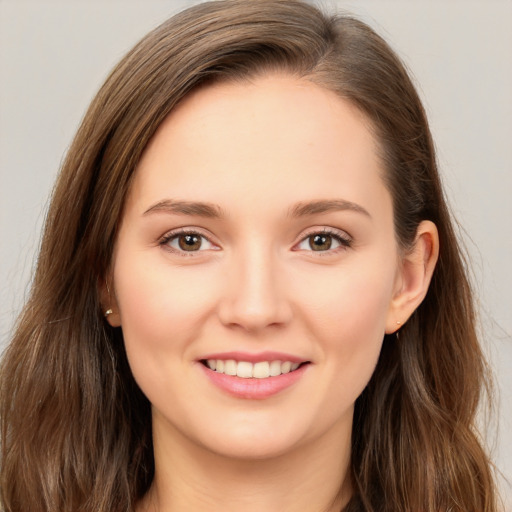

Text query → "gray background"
[1,0,511,505]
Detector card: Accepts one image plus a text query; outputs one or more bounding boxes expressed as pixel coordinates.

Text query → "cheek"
[112,252,220,413]
[114,253,215,343]
[111,252,220,401]
[295,260,395,341]
[292,260,395,400]
[317,280,389,375]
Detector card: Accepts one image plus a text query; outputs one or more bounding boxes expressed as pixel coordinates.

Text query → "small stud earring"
[104,309,113,317]
[395,321,402,339]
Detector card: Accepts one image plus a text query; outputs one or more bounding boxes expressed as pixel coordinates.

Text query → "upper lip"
[199,351,308,364]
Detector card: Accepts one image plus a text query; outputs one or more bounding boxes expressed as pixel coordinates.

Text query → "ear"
[99,277,122,327]
[386,220,439,334]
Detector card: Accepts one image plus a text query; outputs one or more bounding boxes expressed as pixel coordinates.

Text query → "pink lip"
[200,351,305,364]
[198,362,309,400]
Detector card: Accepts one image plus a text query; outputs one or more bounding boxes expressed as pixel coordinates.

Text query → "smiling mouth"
[200,359,310,379]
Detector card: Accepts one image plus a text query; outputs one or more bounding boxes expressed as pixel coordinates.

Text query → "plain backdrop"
[1,0,511,505]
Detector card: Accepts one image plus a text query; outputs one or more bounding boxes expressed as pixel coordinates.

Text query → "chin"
[175,410,311,462]
[201,431,303,461]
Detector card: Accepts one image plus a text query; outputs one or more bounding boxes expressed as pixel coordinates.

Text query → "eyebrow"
[143,199,224,218]
[143,198,370,220]
[289,199,371,219]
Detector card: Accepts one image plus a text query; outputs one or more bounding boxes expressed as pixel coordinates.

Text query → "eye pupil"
[179,234,202,251]
[310,234,332,251]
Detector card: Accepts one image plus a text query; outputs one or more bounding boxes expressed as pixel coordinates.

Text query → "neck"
[139,415,352,512]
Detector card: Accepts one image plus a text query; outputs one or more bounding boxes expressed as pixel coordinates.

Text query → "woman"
[0,1,500,511]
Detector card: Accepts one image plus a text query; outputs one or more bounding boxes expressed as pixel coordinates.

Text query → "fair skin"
[104,74,438,512]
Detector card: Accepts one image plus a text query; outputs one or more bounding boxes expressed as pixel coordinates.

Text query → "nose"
[217,246,293,333]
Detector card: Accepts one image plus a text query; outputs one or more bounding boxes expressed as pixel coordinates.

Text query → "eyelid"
[157,225,352,256]
[293,227,353,252]
[159,227,220,255]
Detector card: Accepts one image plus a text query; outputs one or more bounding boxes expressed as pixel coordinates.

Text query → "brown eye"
[163,231,216,253]
[178,234,202,251]
[295,230,351,253]
[309,234,332,251]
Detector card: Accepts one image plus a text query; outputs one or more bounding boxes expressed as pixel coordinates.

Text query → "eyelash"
[159,228,216,257]
[296,228,353,255]
[158,227,353,256]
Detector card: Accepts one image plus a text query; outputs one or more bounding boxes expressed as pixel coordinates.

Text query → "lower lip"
[199,363,309,400]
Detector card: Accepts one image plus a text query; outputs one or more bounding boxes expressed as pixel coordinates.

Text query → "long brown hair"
[0,1,499,510]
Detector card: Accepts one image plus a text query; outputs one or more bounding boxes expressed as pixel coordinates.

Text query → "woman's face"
[110,74,404,460]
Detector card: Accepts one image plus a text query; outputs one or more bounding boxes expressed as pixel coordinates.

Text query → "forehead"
[128,74,389,218]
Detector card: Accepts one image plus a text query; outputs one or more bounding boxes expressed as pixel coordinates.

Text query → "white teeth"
[269,360,282,377]
[281,361,292,374]
[206,359,303,378]
[236,361,253,378]
[253,361,270,379]
[224,359,237,376]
